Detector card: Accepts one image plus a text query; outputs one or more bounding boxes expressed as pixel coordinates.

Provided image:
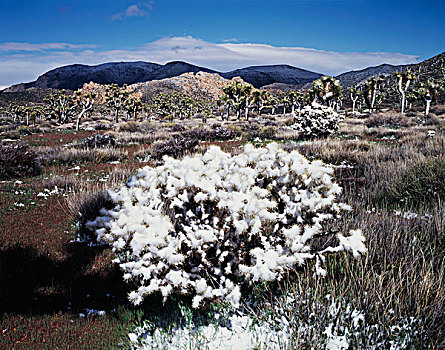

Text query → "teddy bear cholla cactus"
[87,143,365,308]
[291,102,344,139]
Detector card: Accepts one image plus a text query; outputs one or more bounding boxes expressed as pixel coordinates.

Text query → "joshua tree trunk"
[26,112,29,126]
[425,97,432,118]
[245,106,249,121]
[76,110,86,131]
[352,97,358,113]
[115,109,120,123]
[371,90,377,113]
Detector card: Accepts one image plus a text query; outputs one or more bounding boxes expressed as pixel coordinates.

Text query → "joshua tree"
[222,81,253,120]
[287,90,304,115]
[124,96,143,120]
[416,80,442,118]
[74,89,96,131]
[105,84,130,123]
[216,98,230,121]
[348,84,362,113]
[395,71,415,114]
[44,90,76,124]
[363,76,384,113]
[251,89,270,116]
[308,76,342,106]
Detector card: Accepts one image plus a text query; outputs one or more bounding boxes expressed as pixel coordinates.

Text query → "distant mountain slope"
[335,63,411,87]
[3,52,442,95]
[5,62,162,92]
[144,61,217,81]
[4,61,322,92]
[222,65,322,88]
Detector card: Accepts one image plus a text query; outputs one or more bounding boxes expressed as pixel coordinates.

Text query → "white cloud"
[0,36,419,87]
[0,42,98,52]
[112,2,153,21]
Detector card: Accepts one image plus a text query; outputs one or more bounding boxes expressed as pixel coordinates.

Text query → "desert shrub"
[183,128,214,141]
[83,133,116,148]
[422,115,440,126]
[116,132,154,145]
[179,127,236,142]
[95,123,109,131]
[1,130,21,139]
[283,118,295,127]
[431,104,445,116]
[291,103,344,139]
[39,147,126,165]
[18,127,33,136]
[242,123,260,140]
[118,121,142,133]
[151,136,199,160]
[0,142,42,179]
[258,126,277,139]
[386,157,445,209]
[171,124,186,132]
[87,143,365,309]
[365,112,413,128]
[244,124,277,140]
[212,126,237,140]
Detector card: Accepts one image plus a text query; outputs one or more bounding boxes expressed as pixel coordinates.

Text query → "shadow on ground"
[0,243,130,315]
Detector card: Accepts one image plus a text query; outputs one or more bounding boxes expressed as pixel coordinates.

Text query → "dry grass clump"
[115,132,156,145]
[365,112,414,128]
[269,207,445,349]
[66,167,134,240]
[430,104,445,116]
[38,146,127,165]
[151,135,199,160]
[385,157,445,209]
[287,138,376,165]
[117,121,155,133]
[0,142,42,179]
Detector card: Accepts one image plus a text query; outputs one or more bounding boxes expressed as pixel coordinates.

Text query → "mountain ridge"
[3,52,443,93]
[4,61,324,92]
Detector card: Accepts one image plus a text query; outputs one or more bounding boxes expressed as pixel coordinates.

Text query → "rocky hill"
[335,63,411,87]
[130,72,234,103]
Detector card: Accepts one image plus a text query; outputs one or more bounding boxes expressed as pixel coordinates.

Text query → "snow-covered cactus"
[291,102,344,139]
[87,143,365,308]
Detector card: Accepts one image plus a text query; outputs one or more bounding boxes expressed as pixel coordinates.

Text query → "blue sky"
[0,0,444,87]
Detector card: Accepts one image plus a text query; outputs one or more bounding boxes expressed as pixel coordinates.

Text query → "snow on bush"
[87,143,365,308]
[292,102,344,139]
